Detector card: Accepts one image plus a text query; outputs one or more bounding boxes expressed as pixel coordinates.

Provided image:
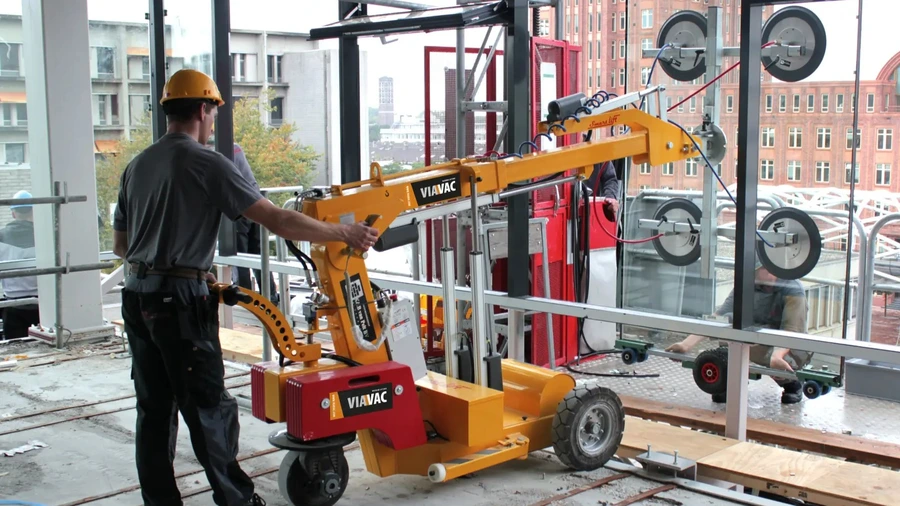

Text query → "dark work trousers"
[234,218,277,302]
[122,289,254,506]
[2,302,40,339]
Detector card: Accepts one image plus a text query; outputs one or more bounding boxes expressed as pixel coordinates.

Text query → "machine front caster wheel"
[621,348,637,365]
[822,385,832,396]
[278,448,349,506]
[551,385,625,471]
[803,380,822,399]
[693,347,728,395]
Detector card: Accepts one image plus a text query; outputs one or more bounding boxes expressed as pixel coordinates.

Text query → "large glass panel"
[0,3,37,339]
[88,1,150,254]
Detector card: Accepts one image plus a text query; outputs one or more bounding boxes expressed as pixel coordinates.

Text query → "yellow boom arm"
[299,108,700,366]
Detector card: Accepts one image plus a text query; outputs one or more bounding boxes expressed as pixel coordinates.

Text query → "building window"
[877,129,893,150]
[787,161,801,181]
[867,93,875,112]
[662,162,674,176]
[876,164,891,186]
[846,128,861,150]
[765,94,773,113]
[821,94,829,113]
[94,47,115,78]
[15,103,26,126]
[233,53,246,81]
[95,95,107,125]
[3,143,25,164]
[588,13,593,31]
[611,13,616,32]
[641,38,652,51]
[597,40,601,58]
[726,95,734,113]
[761,127,775,148]
[779,95,786,113]
[689,96,696,113]
[588,43,593,60]
[0,43,20,77]
[665,96,672,110]
[267,55,283,83]
[816,128,831,149]
[596,68,601,86]
[807,94,815,112]
[620,13,626,30]
[639,185,649,190]
[588,69,593,88]
[140,56,150,80]
[639,163,650,174]
[574,14,579,33]
[619,41,625,59]
[610,71,615,88]
[815,161,830,183]
[270,97,284,125]
[836,94,844,112]
[619,68,625,87]
[760,160,775,180]
[789,127,802,148]
[685,158,698,177]
[875,201,890,217]
[792,94,800,113]
[641,9,653,29]
[677,96,684,113]
[845,163,859,184]
[640,67,650,86]
[597,12,601,30]
[611,42,616,59]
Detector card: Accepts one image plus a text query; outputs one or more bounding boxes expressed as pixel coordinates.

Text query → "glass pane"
[87,0,150,252]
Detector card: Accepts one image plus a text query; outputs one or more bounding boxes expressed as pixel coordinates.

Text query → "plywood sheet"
[699,443,899,506]
[620,394,900,468]
[113,318,265,364]
[618,416,738,461]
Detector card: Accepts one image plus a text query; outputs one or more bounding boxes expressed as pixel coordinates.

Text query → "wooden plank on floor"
[219,327,264,364]
[618,416,738,462]
[620,394,900,468]
[698,442,900,506]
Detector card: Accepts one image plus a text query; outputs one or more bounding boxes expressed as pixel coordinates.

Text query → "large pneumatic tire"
[278,449,349,506]
[693,347,729,395]
[551,385,625,471]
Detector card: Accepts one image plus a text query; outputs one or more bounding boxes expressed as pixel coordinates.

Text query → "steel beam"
[699,7,722,317]
[148,0,167,140]
[339,2,366,184]
[212,0,238,257]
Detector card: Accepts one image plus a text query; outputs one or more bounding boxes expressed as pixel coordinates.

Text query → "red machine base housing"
[285,361,428,451]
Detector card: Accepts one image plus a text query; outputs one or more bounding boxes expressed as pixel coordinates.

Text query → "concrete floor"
[0,339,761,506]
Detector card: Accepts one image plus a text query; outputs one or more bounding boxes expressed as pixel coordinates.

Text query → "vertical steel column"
[727,0,764,442]
[700,7,722,316]
[259,190,272,362]
[441,219,458,378]
[212,0,238,257]
[505,0,531,360]
[554,0,564,41]
[469,181,489,386]
[456,29,467,159]
[338,2,366,184]
[148,0,167,141]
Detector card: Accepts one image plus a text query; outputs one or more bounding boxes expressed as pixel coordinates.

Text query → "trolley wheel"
[803,380,822,400]
[822,385,832,396]
[637,350,649,363]
[278,448,349,506]
[552,385,625,471]
[693,347,729,395]
[621,348,637,365]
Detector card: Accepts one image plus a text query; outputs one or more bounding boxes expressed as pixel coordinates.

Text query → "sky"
[0,0,896,115]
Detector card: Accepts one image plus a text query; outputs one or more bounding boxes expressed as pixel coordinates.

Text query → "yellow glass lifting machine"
[209,101,707,506]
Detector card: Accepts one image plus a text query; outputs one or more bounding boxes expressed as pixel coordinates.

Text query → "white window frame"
[836,94,844,113]
[815,161,830,183]
[816,127,831,149]
[877,128,893,151]
[760,160,775,180]
[662,162,674,176]
[685,158,698,177]
[845,163,860,184]
[876,164,891,186]
[641,9,653,29]
[761,127,775,148]
[787,161,801,182]
[821,93,829,113]
[726,95,734,113]
[789,127,802,148]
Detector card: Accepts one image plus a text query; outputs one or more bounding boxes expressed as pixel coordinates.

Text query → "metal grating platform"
[567,352,900,446]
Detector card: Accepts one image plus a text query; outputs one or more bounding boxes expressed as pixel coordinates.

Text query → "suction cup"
[656,11,708,83]
[652,198,702,267]
[756,207,822,280]
[761,6,827,82]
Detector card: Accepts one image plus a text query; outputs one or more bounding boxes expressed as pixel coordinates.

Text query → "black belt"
[129,262,208,281]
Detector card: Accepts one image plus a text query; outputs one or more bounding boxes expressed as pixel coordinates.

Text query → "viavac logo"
[336,383,394,417]
[411,174,462,205]
[346,390,388,410]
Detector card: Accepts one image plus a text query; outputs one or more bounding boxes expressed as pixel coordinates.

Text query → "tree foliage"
[94,89,321,251]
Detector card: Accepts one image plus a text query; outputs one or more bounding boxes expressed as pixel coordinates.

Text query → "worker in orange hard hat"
[113,68,375,506]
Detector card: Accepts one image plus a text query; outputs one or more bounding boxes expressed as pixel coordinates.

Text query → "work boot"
[711,392,727,403]
[780,380,803,405]
[245,493,266,506]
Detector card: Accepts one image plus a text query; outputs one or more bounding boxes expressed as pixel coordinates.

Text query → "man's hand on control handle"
[346,221,379,251]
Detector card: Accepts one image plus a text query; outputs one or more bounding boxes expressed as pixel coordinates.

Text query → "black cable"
[423,420,449,441]
[323,353,362,367]
[564,363,660,379]
[284,238,316,272]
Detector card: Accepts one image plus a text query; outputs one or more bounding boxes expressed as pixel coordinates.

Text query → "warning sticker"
[339,273,377,343]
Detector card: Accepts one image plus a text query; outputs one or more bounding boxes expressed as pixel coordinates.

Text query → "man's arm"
[242,197,377,250]
[113,231,128,259]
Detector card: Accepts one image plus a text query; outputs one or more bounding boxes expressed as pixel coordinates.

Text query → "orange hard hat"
[160,68,224,106]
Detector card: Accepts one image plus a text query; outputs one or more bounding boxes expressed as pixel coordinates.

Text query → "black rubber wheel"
[652,198,703,267]
[656,10,708,82]
[552,385,625,471]
[278,449,349,506]
[621,348,637,365]
[756,207,822,280]
[822,385,832,396]
[693,347,729,395]
[761,6,827,82]
[803,380,822,400]
[637,350,648,363]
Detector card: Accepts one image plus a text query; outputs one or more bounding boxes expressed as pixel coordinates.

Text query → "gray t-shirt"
[715,278,808,333]
[113,132,263,296]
